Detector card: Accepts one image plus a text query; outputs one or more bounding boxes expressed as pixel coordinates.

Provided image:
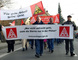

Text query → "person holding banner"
[0,24,2,41]
[63,15,77,57]
[21,23,28,51]
[47,17,55,53]
[6,23,15,53]
[33,16,44,58]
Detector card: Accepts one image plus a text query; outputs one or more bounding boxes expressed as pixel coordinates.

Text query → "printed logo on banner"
[55,16,59,22]
[31,17,36,24]
[6,28,17,39]
[59,26,70,37]
[34,5,43,15]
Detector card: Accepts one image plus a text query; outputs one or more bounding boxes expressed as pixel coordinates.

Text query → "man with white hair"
[33,16,44,58]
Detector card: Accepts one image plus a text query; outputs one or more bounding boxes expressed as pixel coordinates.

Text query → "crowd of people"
[21,15,77,58]
[0,15,77,58]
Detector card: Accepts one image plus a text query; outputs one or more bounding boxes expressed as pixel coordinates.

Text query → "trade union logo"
[31,17,36,23]
[55,16,59,23]
[6,28,17,39]
[59,26,70,37]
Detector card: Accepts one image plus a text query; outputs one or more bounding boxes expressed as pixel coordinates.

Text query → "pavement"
[0,39,78,60]
[0,40,22,50]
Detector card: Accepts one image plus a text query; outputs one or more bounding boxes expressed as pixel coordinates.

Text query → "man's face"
[37,16,41,23]
[68,17,71,21]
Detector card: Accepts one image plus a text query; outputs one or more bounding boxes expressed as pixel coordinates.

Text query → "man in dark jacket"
[47,17,55,53]
[6,23,15,53]
[33,16,44,58]
[0,25,2,31]
[0,25,2,40]
[63,15,77,56]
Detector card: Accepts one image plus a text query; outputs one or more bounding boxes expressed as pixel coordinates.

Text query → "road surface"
[0,39,78,60]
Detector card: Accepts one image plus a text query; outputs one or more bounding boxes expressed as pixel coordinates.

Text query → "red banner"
[30,14,59,24]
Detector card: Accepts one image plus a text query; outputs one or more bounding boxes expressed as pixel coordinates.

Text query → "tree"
[0,0,11,8]
[58,3,65,24]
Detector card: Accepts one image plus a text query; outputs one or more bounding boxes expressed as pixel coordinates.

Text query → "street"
[0,39,78,60]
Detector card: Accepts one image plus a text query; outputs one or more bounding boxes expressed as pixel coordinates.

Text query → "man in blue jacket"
[33,16,44,58]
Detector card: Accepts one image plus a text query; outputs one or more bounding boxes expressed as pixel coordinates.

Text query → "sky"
[2,0,78,26]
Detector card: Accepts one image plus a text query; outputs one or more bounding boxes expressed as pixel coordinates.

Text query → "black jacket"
[33,21,44,25]
[48,22,54,24]
[62,21,77,30]
[0,25,2,31]
[6,40,15,44]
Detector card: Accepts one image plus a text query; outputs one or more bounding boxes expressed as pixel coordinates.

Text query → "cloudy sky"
[2,0,78,26]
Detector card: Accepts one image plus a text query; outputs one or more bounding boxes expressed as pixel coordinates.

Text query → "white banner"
[2,25,73,40]
[1,7,32,20]
[0,1,45,20]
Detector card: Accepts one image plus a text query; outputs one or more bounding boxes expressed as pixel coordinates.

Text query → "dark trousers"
[31,40,34,48]
[8,44,14,52]
[65,39,74,53]
[35,40,43,55]
[47,39,54,50]
[29,40,34,48]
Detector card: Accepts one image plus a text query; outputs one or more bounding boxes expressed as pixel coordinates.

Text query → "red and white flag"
[21,19,24,25]
[0,1,45,20]
[30,1,45,16]
[11,21,15,26]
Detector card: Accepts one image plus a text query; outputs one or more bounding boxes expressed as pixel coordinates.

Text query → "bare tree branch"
[0,0,11,8]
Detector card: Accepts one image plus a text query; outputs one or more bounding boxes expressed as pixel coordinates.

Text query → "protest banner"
[0,1,45,20]
[30,14,59,24]
[2,25,73,40]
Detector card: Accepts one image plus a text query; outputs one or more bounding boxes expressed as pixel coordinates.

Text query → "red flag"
[11,21,15,26]
[30,1,45,16]
[53,14,60,23]
[21,19,24,25]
